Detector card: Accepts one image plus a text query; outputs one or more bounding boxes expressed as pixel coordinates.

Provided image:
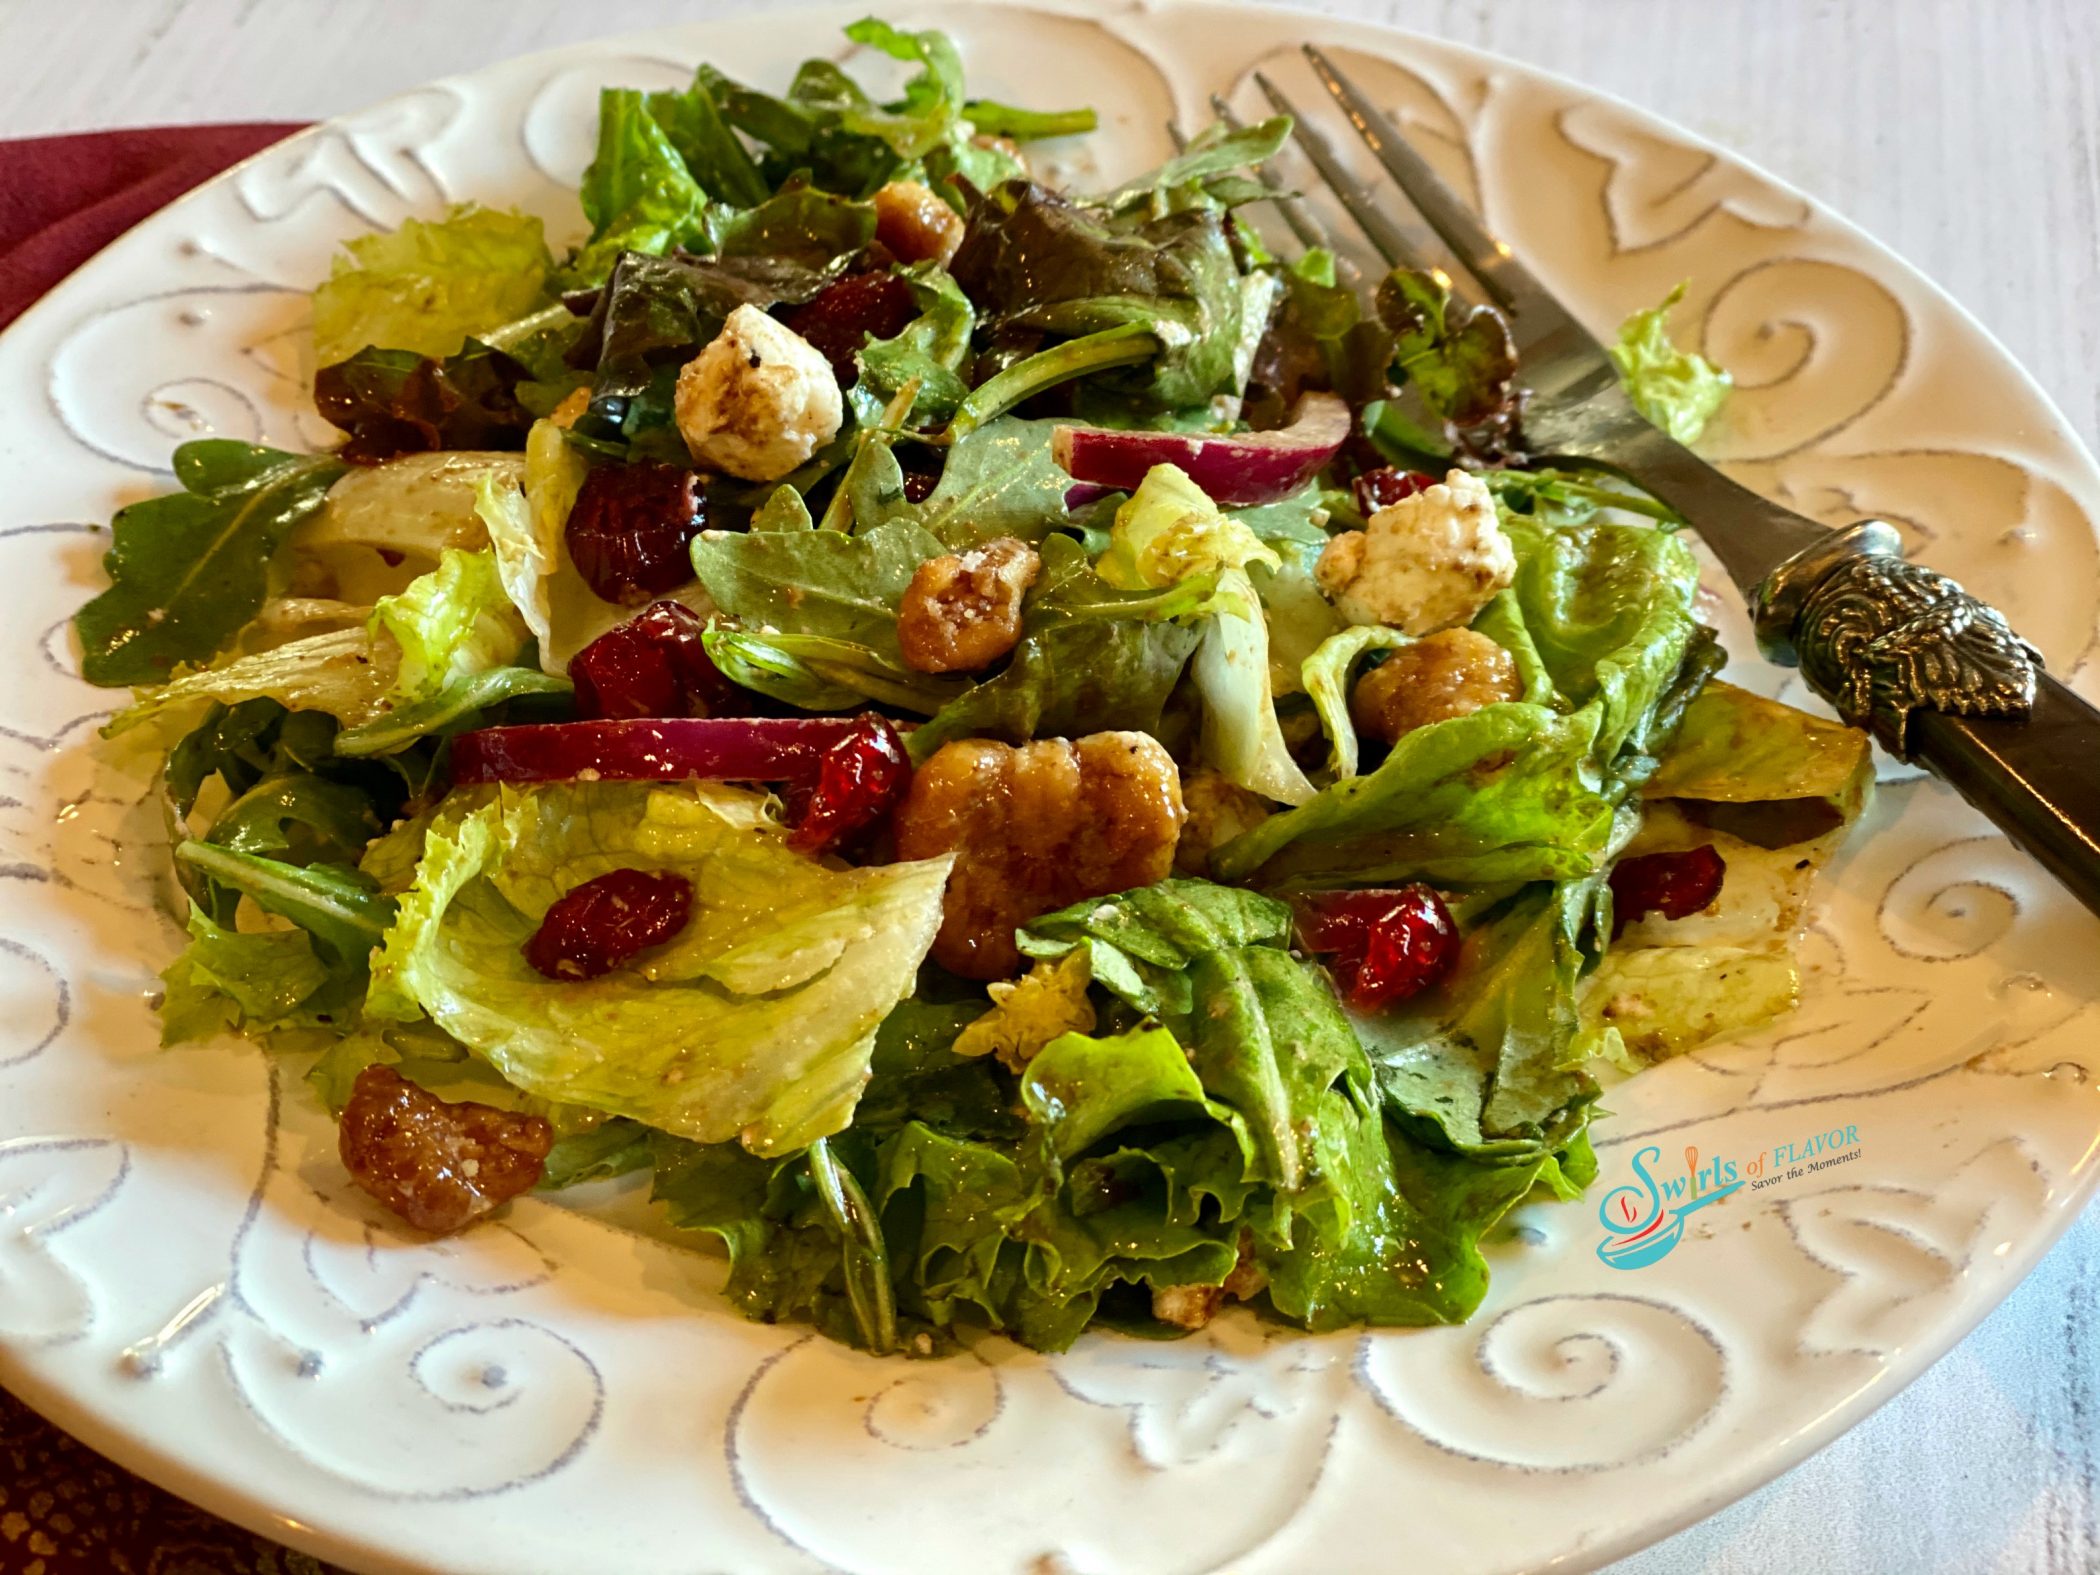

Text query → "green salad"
[77,18,1872,1356]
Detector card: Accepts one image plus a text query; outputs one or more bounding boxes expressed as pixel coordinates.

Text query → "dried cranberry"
[1295,885,1459,1012]
[783,713,911,855]
[568,600,740,720]
[1353,466,1439,516]
[565,461,706,606]
[338,1065,552,1234]
[523,868,695,981]
[1610,845,1725,937]
[783,271,920,383]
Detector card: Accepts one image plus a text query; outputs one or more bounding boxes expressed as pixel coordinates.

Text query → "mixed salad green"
[79,19,1870,1356]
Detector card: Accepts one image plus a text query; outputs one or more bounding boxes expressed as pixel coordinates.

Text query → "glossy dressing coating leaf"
[76,443,346,686]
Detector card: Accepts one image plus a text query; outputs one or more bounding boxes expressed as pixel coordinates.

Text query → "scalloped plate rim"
[2,3,2097,1572]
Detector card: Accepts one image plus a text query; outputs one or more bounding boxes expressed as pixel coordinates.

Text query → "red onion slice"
[450,717,868,786]
[1051,391,1351,507]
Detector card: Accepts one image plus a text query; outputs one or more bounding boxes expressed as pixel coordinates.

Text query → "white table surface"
[4,1,2097,1571]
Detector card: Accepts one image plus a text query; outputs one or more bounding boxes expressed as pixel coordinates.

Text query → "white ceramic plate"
[4,4,2100,1570]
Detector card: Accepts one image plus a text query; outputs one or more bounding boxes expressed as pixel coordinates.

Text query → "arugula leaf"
[838,17,968,160]
[572,88,712,284]
[1089,115,1293,215]
[1610,282,1732,444]
[911,418,1075,548]
[690,518,943,650]
[960,100,1096,140]
[166,699,339,818]
[202,771,383,866]
[857,264,975,424]
[332,665,570,759]
[313,341,534,464]
[723,630,964,714]
[75,443,346,687]
[175,839,397,966]
[310,205,556,366]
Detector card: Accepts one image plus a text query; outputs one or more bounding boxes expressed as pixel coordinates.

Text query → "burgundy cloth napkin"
[0,121,347,1575]
[0,122,307,331]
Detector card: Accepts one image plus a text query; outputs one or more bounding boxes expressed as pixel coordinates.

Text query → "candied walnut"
[548,386,592,429]
[1350,628,1520,746]
[871,179,966,265]
[896,537,1041,673]
[1174,767,1272,877]
[894,732,1186,980]
[1150,1233,1264,1332]
[1152,1282,1224,1331]
[338,1066,552,1234]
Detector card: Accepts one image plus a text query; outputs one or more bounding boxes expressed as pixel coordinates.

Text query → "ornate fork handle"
[1753,521,2039,757]
[1753,523,2100,918]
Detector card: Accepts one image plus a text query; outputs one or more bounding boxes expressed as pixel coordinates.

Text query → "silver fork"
[1253,46,2100,921]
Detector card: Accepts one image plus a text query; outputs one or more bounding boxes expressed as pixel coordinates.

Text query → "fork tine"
[1252,72,1422,269]
[1165,119,1188,152]
[1301,44,1581,337]
[1209,91,1331,253]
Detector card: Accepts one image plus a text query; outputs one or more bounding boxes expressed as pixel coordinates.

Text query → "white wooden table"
[4,1,2096,1570]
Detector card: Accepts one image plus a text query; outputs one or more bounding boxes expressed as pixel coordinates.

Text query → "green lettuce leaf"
[1215,517,1714,886]
[1354,876,1606,1161]
[701,182,876,267]
[1375,266,1520,442]
[1098,465,1314,805]
[332,665,570,759]
[369,548,529,699]
[364,781,955,1155]
[1610,282,1731,444]
[75,443,347,687]
[109,628,397,735]
[572,88,712,283]
[644,72,770,208]
[1015,877,1292,1019]
[1262,1100,1586,1331]
[948,182,1252,410]
[654,873,1592,1352]
[310,205,556,366]
[1302,624,1412,779]
[158,905,343,1045]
